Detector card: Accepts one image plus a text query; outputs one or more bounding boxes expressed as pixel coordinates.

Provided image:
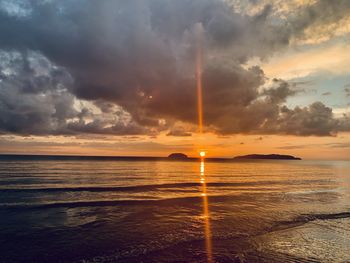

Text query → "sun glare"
[200,151,206,157]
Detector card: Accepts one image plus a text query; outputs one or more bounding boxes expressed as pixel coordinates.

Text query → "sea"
[0,155,349,262]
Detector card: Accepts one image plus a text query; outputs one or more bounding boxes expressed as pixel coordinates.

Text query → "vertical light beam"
[195,26,212,262]
[195,23,204,134]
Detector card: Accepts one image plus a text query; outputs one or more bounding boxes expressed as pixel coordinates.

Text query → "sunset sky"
[0,0,349,159]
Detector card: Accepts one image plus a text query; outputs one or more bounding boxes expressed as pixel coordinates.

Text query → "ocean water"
[0,157,349,262]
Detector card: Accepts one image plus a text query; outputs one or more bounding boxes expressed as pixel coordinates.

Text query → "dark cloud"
[0,0,349,137]
[0,51,75,135]
[0,51,150,135]
[275,102,339,136]
[166,127,192,137]
[263,79,300,103]
[286,0,350,39]
[277,145,307,150]
[277,142,350,149]
[327,142,350,148]
[344,86,350,97]
[338,113,350,132]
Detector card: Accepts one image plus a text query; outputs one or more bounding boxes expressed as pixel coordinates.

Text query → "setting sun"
[200,151,206,157]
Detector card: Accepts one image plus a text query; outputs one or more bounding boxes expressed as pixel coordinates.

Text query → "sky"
[0,0,349,159]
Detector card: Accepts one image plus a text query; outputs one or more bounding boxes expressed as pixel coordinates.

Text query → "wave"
[0,195,213,210]
[296,212,350,222]
[0,180,326,193]
[268,212,350,233]
[0,180,320,193]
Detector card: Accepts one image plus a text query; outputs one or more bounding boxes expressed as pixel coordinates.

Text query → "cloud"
[232,0,350,44]
[287,0,350,42]
[277,142,350,149]
[275,102,340,136]
[277,145,307,150]
[0,50,151,135]
[263,43,350,79]
[326,142,350,148]
[166,127,192,137]
[0,51,76,135]
[0,0,349,137]
[262,78,300,103]
[344,85,350,97]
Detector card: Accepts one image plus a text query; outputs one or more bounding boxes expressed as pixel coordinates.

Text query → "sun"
[199,151,206,157]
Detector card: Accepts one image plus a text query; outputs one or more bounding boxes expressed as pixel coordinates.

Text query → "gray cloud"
[0,51,76,135]
[277,145,308,150]
[263,79,300,103]
[344,87,350,97]
[288,0,350,38]
[277,142,350,149]
[0,0,349,137]
[275,102,339,136]
[327,142,350,148]
[0,51,150,135]
[166,127,192,137]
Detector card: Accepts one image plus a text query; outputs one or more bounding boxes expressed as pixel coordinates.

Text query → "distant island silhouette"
[233,154,301,160]
[168,153,188,159]
[167,153,301,160]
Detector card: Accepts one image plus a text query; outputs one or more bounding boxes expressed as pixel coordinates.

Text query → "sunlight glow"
[195,24,212,263]
[195,23,204,134]
[199,160,213,263]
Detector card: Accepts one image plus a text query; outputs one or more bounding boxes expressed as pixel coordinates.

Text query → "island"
[233,154,301,160]
[168,153,188,159]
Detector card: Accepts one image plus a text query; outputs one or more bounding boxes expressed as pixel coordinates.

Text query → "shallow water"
[0,158,349,262]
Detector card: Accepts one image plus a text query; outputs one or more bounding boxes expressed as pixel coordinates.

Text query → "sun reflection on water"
[200,158,213,263]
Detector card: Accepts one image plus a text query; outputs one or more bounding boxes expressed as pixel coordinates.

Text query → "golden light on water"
[199,160,213,263]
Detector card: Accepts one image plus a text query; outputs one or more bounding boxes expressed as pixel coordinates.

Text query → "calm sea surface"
[0,158,349,262]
